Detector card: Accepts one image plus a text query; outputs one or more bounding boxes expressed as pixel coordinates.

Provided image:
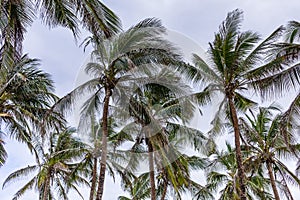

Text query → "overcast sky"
[1,0,300,199]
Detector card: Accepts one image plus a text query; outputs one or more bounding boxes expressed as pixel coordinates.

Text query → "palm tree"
[120,67,212,200]
[239,105,300,200]
[126,74,190,200]
[0,0,121,55]
[55,18,183,200]
[119,155,211,200]
[2,127,88,200]
[74,115,135,200]
[191,9,289,199]
[0,53,64,165]
[205,143,274,200]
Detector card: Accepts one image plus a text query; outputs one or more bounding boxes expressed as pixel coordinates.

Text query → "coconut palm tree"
[239,105,300,200]
[126,73,191,200]
[121,67,212,200]
[54,18,184,200]
[2,127,88,200]
[0,53,64,165]
[191,9,290,199]
[205,143,274,200]
[74,114,135,200]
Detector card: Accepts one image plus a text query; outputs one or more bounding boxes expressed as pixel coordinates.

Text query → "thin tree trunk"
[266,160,280,200]
[95,88,111,200]
[148,142,156,200]
[160,179,168,200]
[42,171,51,200]
[228,96,247,200]
[89,157,98,200]
[278,169,294,200]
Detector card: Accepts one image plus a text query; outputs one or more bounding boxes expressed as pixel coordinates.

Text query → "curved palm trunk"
[42,171,51,200]
[95,88,111,200]
[89,157,98,200]
[148,142,156,200]
[228,96,247,200]
[266,160,280,200]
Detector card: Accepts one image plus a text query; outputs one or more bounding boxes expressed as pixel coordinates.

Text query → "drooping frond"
[285,21,300,43]
[12,177,37,200]
[250,62,300,99]
[75,0,122,38]
[2,165,39,188]
[192,53,221,83]
[0,0,35,52]
[37,0,79,38]
[234,92,257,112]
[242,26,284,73]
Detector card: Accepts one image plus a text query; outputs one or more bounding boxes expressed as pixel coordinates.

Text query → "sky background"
[1,0,300,199]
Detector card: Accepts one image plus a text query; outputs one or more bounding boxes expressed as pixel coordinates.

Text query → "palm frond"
[37,0,79,38]
[11,177,37,200]
[76,0,122,38]
[3,165,38,188]
[285,21,300,43]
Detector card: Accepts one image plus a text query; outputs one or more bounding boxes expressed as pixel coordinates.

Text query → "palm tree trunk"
[161,179,168,200]
[228,96,247,200]
[279,170,294,200]
[89,157,98,200]
[148,142,156,200]
[266,160,280,200]
[95,88,111,200]
[42,171,51,200]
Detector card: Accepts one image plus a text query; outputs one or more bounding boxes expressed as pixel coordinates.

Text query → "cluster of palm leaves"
[2,1,300,199]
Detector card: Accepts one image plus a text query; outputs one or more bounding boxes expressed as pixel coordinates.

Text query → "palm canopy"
[118,155,210,200]
[239,105,300,200]
[205,143,274,200]
[192,9,289,134]
[0,0,121,55]
[0,54,65,166]
[54,18,187,200]
[115,66,212,200]
[36,0,122,39]
[0,0,35,53]
[270,20,300,148]
[55,17,183,119]
[2,127,88,200]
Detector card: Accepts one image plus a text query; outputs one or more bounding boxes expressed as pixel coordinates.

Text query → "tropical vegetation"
[1,2,300,200]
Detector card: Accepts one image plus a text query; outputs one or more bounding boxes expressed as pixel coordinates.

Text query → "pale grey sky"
[1,1,300,199]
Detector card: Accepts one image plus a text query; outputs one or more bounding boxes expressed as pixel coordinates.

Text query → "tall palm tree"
[2,127,88,200]
[121,67,211,200]
[192,9,289,199]
[205,143,274,200]
[74,115,135,200]
[55,18,183,200]
[126,73,192,200]
[239,106,300,200]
